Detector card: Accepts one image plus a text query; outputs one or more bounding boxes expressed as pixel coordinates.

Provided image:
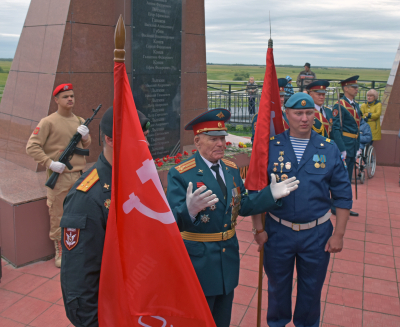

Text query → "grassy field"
[207,64,390,85]
[0,60,12,102]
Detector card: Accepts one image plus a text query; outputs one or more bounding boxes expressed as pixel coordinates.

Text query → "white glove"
[270,173,299,201]
[341,151,347,160]
[49,161,66,174]
[77,125,89,140]
[186,182,219,218]
[356,149,362,157]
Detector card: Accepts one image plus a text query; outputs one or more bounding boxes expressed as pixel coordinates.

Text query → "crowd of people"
[24,68,383,327]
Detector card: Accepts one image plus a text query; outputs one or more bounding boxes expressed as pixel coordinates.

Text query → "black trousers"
[206,290,234,327]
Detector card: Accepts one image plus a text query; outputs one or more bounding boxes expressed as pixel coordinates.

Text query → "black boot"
[350,210,359,216]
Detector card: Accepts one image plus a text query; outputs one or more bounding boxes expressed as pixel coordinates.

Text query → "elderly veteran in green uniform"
[167,108,299,327]
[60,106,150,327]
[331,76,361,217]
[252,78,289,144]
[306,80,334,138]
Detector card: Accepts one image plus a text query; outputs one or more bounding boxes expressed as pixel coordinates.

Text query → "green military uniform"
[168,108,279,327]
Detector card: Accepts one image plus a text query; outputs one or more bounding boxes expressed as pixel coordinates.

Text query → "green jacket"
[331,96,361,157]
[312,106,334,139]
[167,151,279,296]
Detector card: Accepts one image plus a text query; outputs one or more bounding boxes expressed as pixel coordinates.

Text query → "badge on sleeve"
[33,127,40,135]
[332,109,338,117]
[64,228,80,250]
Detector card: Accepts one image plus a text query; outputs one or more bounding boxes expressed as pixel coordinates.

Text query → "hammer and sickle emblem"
[123,159,175,224]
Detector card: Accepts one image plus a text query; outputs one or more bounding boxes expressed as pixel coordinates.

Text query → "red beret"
[53,83,73,96]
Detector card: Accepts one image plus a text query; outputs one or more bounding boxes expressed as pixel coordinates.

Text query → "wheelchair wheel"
[366,146,376,178]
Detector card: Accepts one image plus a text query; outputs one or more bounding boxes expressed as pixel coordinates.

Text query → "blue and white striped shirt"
[290,136,309,163]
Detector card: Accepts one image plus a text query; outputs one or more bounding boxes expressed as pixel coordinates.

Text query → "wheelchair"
[355,143,376,184]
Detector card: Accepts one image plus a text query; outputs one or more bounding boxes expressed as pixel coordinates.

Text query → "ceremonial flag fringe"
[98,61,216,327]
[244,46,284,191]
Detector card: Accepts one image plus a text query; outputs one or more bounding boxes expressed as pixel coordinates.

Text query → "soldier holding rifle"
[26,84,91,267]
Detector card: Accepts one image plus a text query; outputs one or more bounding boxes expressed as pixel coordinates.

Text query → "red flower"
[226,142,232,146]
[192,149,197,153]
[176,153,182,158]
[155,158,160,162]
[157,162,163,167]
[175,159,181,164]
[184,151,189,156]
[166,155,170,158]
[163,157,168,162]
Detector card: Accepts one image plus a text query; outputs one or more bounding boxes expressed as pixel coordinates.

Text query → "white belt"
[269,211,331,232]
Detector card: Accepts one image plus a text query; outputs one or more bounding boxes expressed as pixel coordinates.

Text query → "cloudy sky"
[1,0,399,68]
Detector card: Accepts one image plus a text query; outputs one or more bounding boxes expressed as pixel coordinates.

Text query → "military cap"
[53,83,73,96]
[304,62,311,68]
[285,92,314,109]
[278,78,288,96]
[100,106,150,137]
[306,80,330,93]
[340,75,359,87]
[185,108,230,136]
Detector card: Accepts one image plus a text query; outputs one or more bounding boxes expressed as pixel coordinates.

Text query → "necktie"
[211,164,227,200]
[320,107,323,114]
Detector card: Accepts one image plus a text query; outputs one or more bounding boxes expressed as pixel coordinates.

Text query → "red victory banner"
[245,39,284,191]
[98,16,216,327]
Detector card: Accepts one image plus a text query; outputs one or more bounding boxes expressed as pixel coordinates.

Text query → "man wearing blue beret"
[251,93,352,327]
[331,75,362,216]
[167,108,299,327]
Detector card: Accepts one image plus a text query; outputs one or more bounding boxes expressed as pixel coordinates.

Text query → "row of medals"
[273,151,290,182]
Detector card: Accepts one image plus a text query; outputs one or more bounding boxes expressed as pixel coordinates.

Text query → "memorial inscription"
[132,0,182,157]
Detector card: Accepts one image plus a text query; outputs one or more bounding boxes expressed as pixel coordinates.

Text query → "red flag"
[98,61,216,326]
[244,44,284,191]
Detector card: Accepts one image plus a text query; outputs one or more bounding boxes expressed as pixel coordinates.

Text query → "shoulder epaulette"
[222,158,238,169]
[77,169,99,192]
[175,158,196,174]
[270,136,275,141]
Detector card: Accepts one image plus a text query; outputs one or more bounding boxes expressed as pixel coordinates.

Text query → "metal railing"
[207,80,387,125]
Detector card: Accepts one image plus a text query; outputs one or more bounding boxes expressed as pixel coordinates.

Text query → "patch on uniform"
[175,158,196,174]
[33,127,40,135]
[76,169,99,192]
[332,109,338,117]
[197,182,205,188]
[341,154,347,168]
[104,199,111,209]
[221,158,238,169]
[64,228,80,250]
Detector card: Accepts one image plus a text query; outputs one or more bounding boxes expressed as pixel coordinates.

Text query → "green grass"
[207,64,390,86]
[0,60,12,102]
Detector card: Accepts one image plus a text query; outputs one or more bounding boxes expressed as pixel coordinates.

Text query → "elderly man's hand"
[186,182,219,218]
[254,231,268,252]
[269,173,299,201]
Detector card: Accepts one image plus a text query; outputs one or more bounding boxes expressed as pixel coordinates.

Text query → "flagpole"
[256,212,266,327]
[114,15,126,63]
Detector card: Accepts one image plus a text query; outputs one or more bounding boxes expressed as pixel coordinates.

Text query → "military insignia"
[320,143,324,146]
[198,169,203,173]
[313,154,321,168]
[104,199,111,209]
[221,158,238,169]
[273,163,278,172]
[77,169,99,192]
[281,174,288,181]
[301,100,306,106]
[326,138,331,143]
[280,163,284,173]
[210,204,216,211]
[104,183,110,190]
[64,228,80,250]
[332,109,338,117]
[277,141,280,144]
[175,158,196,174]
[197,182,205,188]
[218,122,222,128]
[33,127,40,135]
[270,136,275,141]
[285,162,291,170]
[329,118,333,124]
[216,111,225,119]
[200,214,210,223]
[275,175,280,182]
[320,155,326,168]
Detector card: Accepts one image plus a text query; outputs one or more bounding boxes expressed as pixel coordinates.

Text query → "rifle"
[45,104,102,189]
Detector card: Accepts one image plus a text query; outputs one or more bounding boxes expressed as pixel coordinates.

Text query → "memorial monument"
[0,0,207,266]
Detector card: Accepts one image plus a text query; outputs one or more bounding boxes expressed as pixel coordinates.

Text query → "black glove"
[368,113,372,119]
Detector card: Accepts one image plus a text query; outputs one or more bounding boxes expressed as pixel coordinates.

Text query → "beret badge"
[301,100,306,106]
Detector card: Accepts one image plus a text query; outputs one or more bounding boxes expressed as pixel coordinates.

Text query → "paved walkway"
[1,166,399,327]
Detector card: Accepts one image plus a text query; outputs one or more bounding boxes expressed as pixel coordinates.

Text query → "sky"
[0,0,399,68]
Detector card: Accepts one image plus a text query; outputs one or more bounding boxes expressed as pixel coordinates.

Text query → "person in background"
[284,75,294,98]
[246,77,258,115]
[296,63,317,91]
[26,84,91,268]
[360,88,382,144]
[359,118,372,152]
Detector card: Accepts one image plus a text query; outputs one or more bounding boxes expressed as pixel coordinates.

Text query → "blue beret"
[285,93,314,109]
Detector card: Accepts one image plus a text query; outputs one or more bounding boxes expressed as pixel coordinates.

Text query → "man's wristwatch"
[252,228,264,235]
